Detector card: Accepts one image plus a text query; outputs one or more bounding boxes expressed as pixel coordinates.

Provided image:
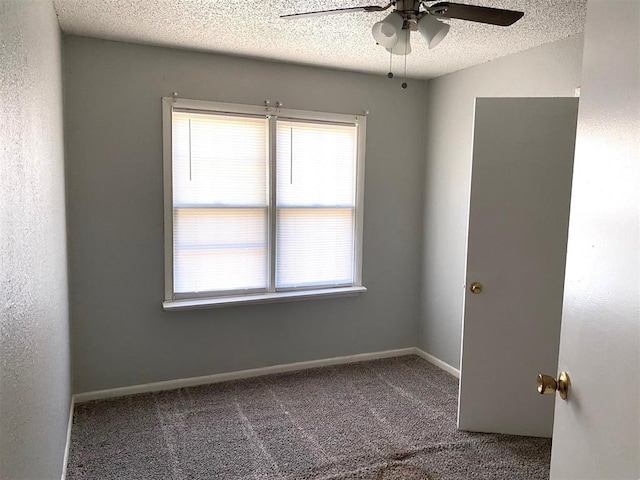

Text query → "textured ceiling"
[53,0,587,79]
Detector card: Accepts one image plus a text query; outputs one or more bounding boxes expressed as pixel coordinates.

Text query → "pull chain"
[402,30,408,89]
[387,49,394,79]
[290,127,294,184]
[188,117,193,180]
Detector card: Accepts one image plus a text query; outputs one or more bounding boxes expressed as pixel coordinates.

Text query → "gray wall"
[63,36,427,393]
[0,1,71,479]
[419,35,584,369]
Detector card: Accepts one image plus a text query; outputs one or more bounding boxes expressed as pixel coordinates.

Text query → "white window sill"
[163,286,367,311]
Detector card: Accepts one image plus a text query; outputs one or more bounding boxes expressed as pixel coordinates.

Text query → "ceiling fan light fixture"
[418,15,450,49]
[385,28,411,55]
[371,11,403,48]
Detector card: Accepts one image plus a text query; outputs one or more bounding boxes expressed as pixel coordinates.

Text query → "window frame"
[162,97,367,310]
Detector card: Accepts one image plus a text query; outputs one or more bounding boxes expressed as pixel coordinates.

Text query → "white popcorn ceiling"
[53,0,587,79]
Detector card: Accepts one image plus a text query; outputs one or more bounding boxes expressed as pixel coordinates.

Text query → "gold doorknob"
[537,372,570,400]
[470,282,482,294]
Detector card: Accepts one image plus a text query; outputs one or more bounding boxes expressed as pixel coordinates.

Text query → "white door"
[550,1,639,478]
[458,97,579,437]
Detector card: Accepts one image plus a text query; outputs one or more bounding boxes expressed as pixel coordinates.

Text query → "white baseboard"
[61,396,74,480]
[74,347,459,404]
[74,348,416,403]
[414,348,460,378]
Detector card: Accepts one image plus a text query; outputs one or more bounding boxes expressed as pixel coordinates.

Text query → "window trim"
[162,97,367,309]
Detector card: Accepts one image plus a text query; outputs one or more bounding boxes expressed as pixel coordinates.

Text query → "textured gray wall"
[0,1,71,479]
[420,35,584,369]
[63,36,427,393]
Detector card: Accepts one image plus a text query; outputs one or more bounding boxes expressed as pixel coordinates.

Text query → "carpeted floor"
[67,356,551,479]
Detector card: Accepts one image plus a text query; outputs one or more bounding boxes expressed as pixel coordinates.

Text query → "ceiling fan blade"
[427,2,524,26]
[281,5,389,19]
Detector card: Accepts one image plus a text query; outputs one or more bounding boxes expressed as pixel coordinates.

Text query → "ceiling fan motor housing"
[395,0,424,24]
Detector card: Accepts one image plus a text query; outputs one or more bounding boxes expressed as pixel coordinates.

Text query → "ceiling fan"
[282,1,525,55]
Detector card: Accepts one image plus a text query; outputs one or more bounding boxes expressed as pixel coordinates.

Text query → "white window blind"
[164,98,365,306]
[276,120,357,289]
[172,110,268,295]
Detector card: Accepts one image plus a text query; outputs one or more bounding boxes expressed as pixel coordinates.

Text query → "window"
[162,98,366,309]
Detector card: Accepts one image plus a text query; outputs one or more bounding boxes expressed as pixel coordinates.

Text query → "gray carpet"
[67,356,551,479]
